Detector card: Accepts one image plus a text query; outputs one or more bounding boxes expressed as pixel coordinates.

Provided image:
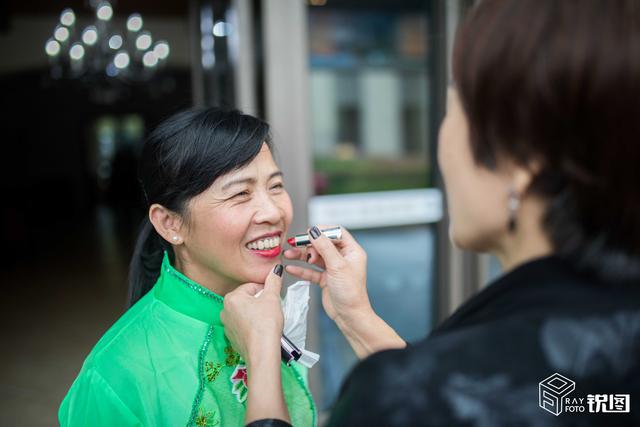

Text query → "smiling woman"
[58,108,315,427]
[155,144,292,296]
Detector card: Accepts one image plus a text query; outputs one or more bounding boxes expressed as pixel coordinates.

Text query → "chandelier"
[44,1,170,82]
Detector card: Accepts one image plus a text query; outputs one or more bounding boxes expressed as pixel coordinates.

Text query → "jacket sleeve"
[59,368,142,427]
[245,419,292,427]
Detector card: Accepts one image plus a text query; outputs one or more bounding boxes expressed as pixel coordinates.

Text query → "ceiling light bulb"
[135,32,152,50]
[82,26,98,46]
[60,8,75,26]
[153,41,170,60]
[45,39,61,56]
[108,35,123,50]
[114,51,130,69]
[97,2,113,21]
[127,14,143,32]
[54,26,70,43]
[143,51,158,67]
[70,43,85,60]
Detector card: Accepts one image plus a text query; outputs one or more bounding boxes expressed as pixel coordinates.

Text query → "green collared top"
[59,253,316,427]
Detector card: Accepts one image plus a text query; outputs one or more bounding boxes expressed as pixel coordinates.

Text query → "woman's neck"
[173,254,238,296]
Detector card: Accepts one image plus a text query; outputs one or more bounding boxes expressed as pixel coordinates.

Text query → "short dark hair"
[129,108,272,305]
[453,0,640,279]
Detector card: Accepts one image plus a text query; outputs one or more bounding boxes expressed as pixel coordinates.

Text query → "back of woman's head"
[129,108,271,305]
[453,0,640,279]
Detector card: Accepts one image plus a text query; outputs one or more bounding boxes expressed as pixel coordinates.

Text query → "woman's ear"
[512,158,543,196]
[149,204,184,245]
[512,167,533,196]
[498,154,541,197]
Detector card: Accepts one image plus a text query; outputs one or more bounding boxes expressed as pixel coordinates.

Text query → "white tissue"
[254,281,320,368]
[282,281,310,345]
[282,281,320,368]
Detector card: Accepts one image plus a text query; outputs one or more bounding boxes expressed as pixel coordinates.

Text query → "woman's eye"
[232,190,250,198]
[271,183,284,190]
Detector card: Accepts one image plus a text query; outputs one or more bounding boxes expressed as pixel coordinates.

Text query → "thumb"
[234,282,264,297]
[307,226,343,267]
[263,263,284,295]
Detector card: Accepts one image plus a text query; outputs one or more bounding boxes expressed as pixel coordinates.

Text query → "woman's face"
[437,88,512,251]
[178,143,293,291]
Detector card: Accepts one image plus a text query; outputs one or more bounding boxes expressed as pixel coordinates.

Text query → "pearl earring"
[172,235,179,242]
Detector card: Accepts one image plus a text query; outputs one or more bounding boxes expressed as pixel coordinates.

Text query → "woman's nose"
[253,193,282,224]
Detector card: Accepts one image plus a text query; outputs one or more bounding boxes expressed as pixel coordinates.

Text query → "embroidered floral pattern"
[230,364,249,403]
[205,361,223,383]
[195,408,219,427]
[224,346,241,367]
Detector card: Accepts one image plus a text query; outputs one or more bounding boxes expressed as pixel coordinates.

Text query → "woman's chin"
[450,226,495,253]
[242,263,279,284]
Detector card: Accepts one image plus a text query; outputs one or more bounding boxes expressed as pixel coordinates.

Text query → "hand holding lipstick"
[283,226,368,321]
[283,226,405,358]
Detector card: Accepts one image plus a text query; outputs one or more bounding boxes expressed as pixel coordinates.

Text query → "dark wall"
[0,67,192,267]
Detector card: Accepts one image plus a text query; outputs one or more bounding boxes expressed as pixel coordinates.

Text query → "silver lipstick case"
[291,226,342,247]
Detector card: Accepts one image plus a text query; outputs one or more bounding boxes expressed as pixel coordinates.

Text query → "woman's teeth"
[246,236,280,250]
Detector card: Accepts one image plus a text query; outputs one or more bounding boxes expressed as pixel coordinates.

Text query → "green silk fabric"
[59,253,316,426]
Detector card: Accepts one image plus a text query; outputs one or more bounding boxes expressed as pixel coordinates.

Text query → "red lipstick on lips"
[247,232,282,258]
[252,246,281,258]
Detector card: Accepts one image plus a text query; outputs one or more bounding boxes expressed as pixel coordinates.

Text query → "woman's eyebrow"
[221,177,255,191]
[270,171,284,180]
[221,171,284,191]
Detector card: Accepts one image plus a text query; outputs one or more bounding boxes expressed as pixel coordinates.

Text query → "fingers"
[283,247,305,261]
[306,247,324,267]
[307,226,344,268]
[263,263,284,295]
[330,226,361,254]
[285,264,324,285]
[283,247,325,269]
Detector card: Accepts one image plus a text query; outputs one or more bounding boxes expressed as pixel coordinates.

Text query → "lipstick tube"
[280,334,302,365]
[287,226,342,247]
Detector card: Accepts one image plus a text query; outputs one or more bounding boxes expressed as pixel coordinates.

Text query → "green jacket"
[59,253,316,427]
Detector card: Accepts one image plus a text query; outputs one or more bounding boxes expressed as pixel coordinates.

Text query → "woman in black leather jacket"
[221,0,640,425]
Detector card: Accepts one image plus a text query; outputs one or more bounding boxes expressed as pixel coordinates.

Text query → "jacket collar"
[154,252,224,325]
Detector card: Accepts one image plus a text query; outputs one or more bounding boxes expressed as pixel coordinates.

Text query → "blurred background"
[0,0,500,425]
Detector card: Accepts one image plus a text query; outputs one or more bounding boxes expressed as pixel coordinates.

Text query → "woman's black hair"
[128,107,271,305]
[453,0,640,280]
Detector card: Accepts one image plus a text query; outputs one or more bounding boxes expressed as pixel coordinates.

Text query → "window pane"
[307,1,440,411]
[309,4,433,196]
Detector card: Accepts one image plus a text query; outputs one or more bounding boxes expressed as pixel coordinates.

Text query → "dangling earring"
[507,187,520,233]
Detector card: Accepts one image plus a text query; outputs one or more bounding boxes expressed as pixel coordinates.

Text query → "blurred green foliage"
[314,157,431,195]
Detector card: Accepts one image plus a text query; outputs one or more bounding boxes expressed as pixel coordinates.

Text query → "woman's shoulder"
[79,291,164,372]
[60,292,161,424]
